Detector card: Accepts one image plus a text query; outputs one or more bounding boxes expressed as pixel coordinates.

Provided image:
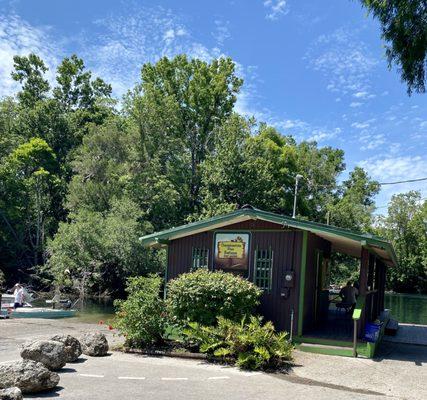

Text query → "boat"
[8,307,77,319]
[1,292,77,319]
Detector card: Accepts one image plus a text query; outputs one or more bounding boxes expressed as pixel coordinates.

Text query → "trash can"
[364,322,381,342]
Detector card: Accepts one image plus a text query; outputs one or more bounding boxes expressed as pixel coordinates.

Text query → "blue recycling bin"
[364,322,381,342]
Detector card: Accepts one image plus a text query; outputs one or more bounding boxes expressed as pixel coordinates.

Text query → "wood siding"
[167,220,304,334]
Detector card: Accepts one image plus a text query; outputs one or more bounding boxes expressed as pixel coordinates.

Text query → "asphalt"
[1,318,426,400]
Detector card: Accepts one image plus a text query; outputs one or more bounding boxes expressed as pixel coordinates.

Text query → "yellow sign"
[218,241,245,259]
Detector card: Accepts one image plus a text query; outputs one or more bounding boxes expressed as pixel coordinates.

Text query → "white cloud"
[350,101,362,108]
[0,14,61,98]
[360,133,386,151]
[351,121,370,129]
[84,6,226,97]
[308,127,341,142]
[360,155,427,212]
[212,20,230,46]
[263,0,289,21]
[305,27,378,103]
[359,155,427,196]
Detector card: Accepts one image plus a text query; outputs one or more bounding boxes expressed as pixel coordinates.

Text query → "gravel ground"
[1,318,426,399]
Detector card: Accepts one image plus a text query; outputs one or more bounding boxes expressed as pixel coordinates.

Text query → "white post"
[292,174,303,218]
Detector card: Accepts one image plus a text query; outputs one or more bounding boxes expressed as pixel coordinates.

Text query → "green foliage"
[183,316,293,370]
[327,167,380,232]
[0,269,5,289]
[0,51,422,296]
[167,269,261,326]
[0,138,61,269]
[11,54,50,107]
[47,198,162,294]
[376,191,427,293]
[360,0,427,94]
[114,275,167,347]
[130,55,243,211]
[54,54,112,110]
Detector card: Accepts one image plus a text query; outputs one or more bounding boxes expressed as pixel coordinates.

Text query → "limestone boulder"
[0,387,22,400]
[20,340,67,370]
[80,332,109,356]
[0,360,59,394]
[51,334,82,362]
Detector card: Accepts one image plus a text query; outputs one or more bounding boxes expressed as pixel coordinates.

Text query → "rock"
[0,387,22,400]
[80,332,109,356]
[20,340,67,370]
[0,360,59,394]
[51,334,82,362]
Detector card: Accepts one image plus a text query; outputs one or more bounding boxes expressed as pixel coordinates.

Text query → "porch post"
[357,247,369,337]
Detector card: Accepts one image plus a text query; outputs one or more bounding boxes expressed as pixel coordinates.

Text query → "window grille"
[254,247,273,291]
[192,247,209,270]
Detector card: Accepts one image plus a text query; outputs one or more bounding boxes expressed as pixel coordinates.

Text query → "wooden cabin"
[140,206,398,357]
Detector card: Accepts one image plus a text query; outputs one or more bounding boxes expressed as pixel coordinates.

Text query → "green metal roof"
[139,207,398,267]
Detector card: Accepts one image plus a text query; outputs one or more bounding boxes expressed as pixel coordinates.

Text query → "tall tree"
[360,0,427,94]
[130,55,243,211]
[377,191,427,292]
[0,138,60,274]
[11,54,50,107]
[53,54,112,110]
[327,167,379,231]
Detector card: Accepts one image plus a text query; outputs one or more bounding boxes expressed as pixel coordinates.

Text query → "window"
[254,247,273,291]
[192,247,209,270]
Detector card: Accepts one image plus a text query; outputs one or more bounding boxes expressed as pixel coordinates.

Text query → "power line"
[375,197,427,209]
[379,177,427,186]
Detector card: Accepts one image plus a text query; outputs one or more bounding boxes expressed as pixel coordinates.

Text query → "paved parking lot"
[1,318,426,400]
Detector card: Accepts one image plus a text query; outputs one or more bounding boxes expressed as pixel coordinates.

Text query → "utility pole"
[292,174,303,218]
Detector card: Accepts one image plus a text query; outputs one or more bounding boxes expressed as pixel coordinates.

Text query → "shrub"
[183,316,293,370]
[114,275,166,347]
[167,269,261,326]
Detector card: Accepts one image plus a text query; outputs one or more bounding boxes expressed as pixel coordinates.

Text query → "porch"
[297,247,391,358]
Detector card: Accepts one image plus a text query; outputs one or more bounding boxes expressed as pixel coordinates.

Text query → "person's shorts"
[14,302,23,309]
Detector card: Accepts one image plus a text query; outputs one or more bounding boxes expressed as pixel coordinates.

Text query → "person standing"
[13,283,24,309]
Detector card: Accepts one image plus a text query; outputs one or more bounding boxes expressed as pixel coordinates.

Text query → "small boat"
[1,292,77,319]
[7,307,77,319]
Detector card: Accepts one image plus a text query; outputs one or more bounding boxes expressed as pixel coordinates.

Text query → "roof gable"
[139,208,398,267]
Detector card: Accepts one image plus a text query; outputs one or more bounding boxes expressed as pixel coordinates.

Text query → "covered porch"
[297,230,395,358]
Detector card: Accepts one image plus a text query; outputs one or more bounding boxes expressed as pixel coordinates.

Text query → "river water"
[384,293,427,325]
[33,293,427,325]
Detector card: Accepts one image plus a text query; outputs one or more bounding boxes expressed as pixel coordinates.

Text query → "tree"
[47,198,163,295]
[11,54,50,107]
[327,167,380,232]
[53,54,112,110]
[130,55,243,211]
[294,142,345,222]
[199,116,296,217]
[360,0,427,94]
[377,191,427,293]
[0,138,60,273]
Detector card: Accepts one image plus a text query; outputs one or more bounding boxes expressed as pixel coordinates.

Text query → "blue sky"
[1,0,426,212]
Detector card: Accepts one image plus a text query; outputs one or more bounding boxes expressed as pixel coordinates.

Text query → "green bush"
[183,316,293,370]
[114,275,166,347]
[167,269,261,326]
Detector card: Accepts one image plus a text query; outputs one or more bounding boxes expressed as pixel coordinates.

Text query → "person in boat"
[13,283,24,309]
[339,281,359,312]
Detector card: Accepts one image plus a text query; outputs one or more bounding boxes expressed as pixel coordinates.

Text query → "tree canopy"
[0,52,424,295]
[360,0,427,94]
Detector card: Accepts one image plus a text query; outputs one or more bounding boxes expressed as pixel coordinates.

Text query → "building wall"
[167,220,305,333]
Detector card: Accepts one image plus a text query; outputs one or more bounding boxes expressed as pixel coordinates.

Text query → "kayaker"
[13,283,24,308]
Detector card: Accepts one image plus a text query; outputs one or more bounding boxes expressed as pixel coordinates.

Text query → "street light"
[292,174,303,219]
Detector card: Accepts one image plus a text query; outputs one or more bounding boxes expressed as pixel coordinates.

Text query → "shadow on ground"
[25,386,64,398]
[374,342,427,365]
